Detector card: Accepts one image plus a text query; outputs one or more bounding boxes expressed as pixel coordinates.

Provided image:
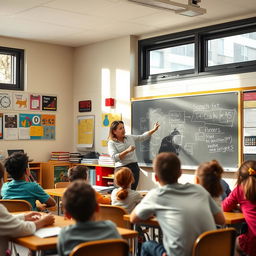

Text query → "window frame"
[139,17,256,85]
[0,46,24,91]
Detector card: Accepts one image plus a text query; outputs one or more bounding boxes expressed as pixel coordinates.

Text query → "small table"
[223,211,245,225]
[44,188,66,215]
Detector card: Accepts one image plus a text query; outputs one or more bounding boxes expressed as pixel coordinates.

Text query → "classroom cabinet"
[42,161,71,189]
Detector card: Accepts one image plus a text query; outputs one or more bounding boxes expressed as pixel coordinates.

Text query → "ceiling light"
[128,0,187,11]
[128,0,206,17]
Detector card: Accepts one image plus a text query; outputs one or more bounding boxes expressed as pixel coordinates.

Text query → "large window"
[139,17,256,85]
[0,46,24,90]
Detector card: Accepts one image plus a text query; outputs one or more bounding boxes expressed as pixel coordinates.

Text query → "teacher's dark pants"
[116,162,140,190]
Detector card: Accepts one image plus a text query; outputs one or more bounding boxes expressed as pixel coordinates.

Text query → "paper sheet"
[34,227,61,238]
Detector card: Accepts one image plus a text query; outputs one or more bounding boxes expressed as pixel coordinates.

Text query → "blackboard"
[132,92,239,170]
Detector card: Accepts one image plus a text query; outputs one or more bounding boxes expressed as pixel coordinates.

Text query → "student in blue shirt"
[1,152,56,211]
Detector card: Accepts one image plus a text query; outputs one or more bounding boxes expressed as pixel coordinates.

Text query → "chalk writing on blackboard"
[132,92,238,169]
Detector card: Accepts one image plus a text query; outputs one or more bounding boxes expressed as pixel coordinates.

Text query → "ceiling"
[0,0,255,47]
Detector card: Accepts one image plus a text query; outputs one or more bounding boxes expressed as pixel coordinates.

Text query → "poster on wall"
[19,113,55,140]
[101,113,122,147]
[0,92,12,110]
[0,113,3,139]
[42,95,57,111]
[30,94,41,111]
[77,115,94,148]
[41,114,56,139]
[4,113,18,140]
[13,93,29,110]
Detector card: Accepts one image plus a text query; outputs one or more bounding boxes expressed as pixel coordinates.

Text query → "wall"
[73,36,133,154]
[0,36,74,161]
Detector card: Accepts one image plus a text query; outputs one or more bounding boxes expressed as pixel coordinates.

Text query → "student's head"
[68,165,88,182]
[62,180,97,222]
[153,152,181,184]
[108,120,124,140]
[237,160,256,202]
[4,152,28,180]
[115,167,134,200]
[195,160,223,198]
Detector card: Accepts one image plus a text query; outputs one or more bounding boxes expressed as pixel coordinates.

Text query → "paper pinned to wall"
[77,115,94,148]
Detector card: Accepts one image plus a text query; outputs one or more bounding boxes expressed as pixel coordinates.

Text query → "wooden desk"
[223,212,245,224]
[12,213,138,252]
[44,188,66,215]
[124,212,245,226]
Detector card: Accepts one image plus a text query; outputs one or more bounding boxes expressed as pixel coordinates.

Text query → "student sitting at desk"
[223,160,256,256]
[68,165,111,204]
[0,162,55,256]
[57,180,121,256]
[130,152,225,256]
[111,167,142,213]
[1,152,56,211]
[195,160,224,207]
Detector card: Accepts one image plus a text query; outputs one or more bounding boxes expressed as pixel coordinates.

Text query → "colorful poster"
[0,92,12,110]
[42,114,55,139]
[102,113,122,127]
[78,115,94,148]
[18,113,55,140]
[30,94,41,111]
[13,93,29,110]
[4,113,18,140]
[42,95,57,111]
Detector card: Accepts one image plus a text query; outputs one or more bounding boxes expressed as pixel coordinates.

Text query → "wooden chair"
[97,204,130,228]
[0,199,32,212]
[192,227,236,256]
[69,239,129,256]
[55,182,70,188]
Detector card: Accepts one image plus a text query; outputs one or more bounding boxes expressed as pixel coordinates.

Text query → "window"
[139,17,256,85]
[0,46,24,90]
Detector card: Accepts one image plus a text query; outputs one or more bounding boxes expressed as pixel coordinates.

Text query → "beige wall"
[73,36,132,154]
[0,36,74,162]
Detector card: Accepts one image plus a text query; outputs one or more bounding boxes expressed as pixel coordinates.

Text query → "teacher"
[108,120,160,190]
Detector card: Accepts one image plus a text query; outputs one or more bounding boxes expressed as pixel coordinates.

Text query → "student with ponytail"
[195,160,224,207]
[223,160,256,256]
[111,167,142,213]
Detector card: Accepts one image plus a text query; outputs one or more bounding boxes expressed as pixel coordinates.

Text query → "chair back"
[0,199,32,212]
[69,239,129,256]
[97,204,129,228]
[192,227,236,256]
[55,182,70,188]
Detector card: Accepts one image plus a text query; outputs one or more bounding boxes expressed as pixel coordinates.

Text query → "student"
[111,167,142,213]
[57,180,121,256]
[68,165,111,204]
[195,160,224,207]
[0,164,55,255]
[130,152,225,256]
[108,120,160,190]
[222,160,256,256]
[1,152,56,211]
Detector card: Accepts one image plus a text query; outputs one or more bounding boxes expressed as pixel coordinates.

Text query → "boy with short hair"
[130,152,225,256]
[2,152,56,211]
[57,180,121,256]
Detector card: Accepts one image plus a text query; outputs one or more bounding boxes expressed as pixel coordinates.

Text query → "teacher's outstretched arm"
[108,120,160,190]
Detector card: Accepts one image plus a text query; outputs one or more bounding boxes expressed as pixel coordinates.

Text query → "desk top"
[44,188,66,197]
[12,213,137,251]
[124,212,245,226]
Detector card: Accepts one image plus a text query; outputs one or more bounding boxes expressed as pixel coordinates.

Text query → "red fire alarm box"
[105,98,115,107]
[96,166,113,186]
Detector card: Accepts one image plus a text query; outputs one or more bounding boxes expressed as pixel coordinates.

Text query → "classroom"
[0,0,256,255]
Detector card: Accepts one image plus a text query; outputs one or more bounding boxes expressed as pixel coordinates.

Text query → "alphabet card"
[13,93,29,110]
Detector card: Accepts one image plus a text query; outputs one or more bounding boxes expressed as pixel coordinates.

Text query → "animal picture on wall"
[13,93,29,110]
